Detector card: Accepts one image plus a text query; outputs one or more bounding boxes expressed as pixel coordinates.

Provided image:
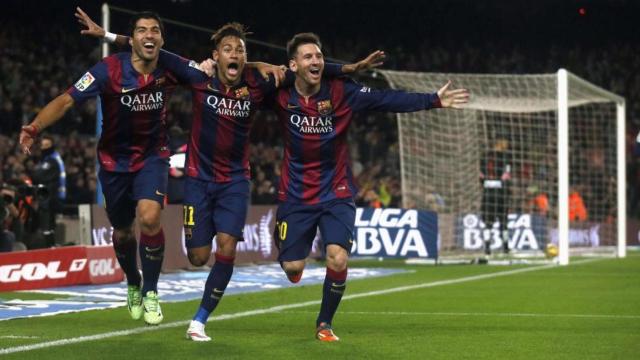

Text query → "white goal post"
[380,69,626,265]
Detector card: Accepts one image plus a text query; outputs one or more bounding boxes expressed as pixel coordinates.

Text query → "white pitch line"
[0,258,600,355]
[282,310,640,320]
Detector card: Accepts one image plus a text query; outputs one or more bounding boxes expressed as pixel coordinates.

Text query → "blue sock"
[193,307,210,324]
[139,229,165,296]
[193,253,235,323]
[317,267,347,327]
[112,232,140,286]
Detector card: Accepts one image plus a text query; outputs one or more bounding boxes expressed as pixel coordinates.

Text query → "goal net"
[379,69,626,264]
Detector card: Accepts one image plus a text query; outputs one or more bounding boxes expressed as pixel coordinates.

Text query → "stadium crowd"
[1,1,639,225]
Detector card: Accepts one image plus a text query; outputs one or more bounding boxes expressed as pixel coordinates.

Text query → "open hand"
[258,64,287,88]
[356,50,386,71]
[437,81,470,109]
[75,7,105,38]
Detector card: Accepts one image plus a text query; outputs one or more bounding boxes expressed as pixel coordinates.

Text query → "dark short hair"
[210,22,250,48]
[129,11,164,37]
[41,134,54,143]
[40,134,55,149]
[286,32,321,59]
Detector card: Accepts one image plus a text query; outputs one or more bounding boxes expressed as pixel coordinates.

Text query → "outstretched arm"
[19,94,75,154]
[341,50,386,73]
[75,7,215,82]
[76,7,128,47]
[196,60,286,87]
[346,78,469,113]
[245,62,287,88]
[77,7,275,83]
[76,7,214,80]
[322,50,386,78]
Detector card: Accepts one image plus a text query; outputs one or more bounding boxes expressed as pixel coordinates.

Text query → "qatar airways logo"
[120,92,164,112]
[290,115,333,134]
[206,95,251,118]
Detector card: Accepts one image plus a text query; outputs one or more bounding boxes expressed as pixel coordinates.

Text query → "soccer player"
[156,24,288,342]
[479,138,511,255]
[269,33,469,341]
[20,11,190,325]
[76,10,383,341]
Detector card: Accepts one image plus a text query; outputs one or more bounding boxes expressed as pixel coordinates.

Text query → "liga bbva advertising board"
[455,213,547,251]
[349,208,438,259]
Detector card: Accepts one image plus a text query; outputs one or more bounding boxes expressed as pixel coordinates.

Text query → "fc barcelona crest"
[234,86,250,100]
[317,100,333,115]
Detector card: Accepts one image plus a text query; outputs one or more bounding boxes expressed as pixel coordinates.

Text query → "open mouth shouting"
[227,62,240,77]
[308,66,321,80]
[142,41,157,55]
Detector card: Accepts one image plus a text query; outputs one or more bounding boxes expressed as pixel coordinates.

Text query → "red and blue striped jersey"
[157,50,346,183]
[271,77,441,204]
[67,52,179,172]
[157,50,274,183]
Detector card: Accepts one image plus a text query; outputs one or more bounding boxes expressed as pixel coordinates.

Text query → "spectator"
[525,185,549,217]
[362,188,382,208]
[0,185,20,252]
[569,186,588,222]
[31,135,66,247]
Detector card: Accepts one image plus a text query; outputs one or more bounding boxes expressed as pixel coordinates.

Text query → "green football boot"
[143,291,164,325]
[127,285,143,320]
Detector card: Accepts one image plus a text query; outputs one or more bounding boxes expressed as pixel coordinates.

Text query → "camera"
[17,184,49,202]
[1,182,49,206]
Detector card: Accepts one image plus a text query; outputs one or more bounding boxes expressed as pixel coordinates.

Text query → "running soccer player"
[270,33,469,341]
[156,24,289,342]
[75,10,384,341]
[20,11,196,325]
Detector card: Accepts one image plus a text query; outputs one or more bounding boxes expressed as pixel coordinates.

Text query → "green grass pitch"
[1,253,638,359]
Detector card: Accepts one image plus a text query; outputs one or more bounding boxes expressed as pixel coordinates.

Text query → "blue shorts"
[183,177,250,249]
[274,198,355,262]
[98,159,168,229]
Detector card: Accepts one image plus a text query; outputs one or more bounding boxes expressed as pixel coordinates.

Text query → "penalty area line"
[0,258,600,355]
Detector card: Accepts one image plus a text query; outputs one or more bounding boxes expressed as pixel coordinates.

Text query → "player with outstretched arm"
[269,32,469,341]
